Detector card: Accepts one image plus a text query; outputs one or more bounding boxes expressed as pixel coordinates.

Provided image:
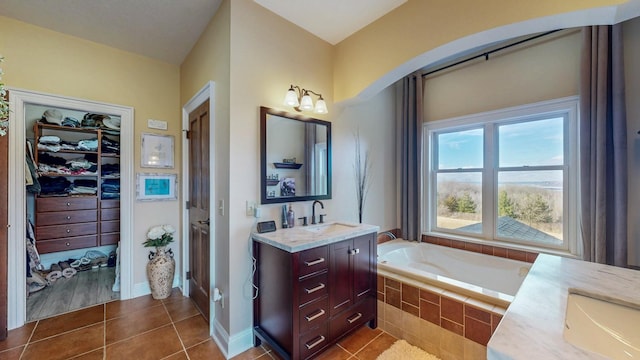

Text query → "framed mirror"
[260,106,331,204]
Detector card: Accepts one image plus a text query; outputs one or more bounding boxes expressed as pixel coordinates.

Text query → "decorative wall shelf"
[273,162,303,169]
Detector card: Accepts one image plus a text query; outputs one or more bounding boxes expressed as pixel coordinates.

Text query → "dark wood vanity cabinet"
[253,232,377,360]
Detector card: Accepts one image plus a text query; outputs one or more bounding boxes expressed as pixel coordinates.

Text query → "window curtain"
[304,123,316,195]
[396,72,423,241]
[579,24,628,267]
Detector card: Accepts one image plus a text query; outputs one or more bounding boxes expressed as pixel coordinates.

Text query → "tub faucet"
[311,200,324,225]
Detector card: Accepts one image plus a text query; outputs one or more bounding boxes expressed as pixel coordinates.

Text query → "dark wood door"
[329,240,352,316]
[0,123,7,340]
[188,100,210,321]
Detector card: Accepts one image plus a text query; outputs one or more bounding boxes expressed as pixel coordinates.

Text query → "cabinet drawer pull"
[66,202,71,206]
[304,283,325,294]
[305,309,326,322]
[65,242,70,246]
[305,335,325,350]
[348,248,360,255]
[66,229,71,233]
[66,216,71,220]
[304,258,325,267]
[347,312,363,324]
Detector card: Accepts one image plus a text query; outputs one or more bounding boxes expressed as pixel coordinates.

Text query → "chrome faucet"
[311,200,324,225]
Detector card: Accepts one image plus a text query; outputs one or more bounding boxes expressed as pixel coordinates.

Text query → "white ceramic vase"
[146,246,175,299]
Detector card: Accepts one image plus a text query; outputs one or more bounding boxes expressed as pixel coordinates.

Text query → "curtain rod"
[421,29,563,78]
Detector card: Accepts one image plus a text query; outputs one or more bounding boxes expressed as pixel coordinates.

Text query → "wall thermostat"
[257,220,276,233]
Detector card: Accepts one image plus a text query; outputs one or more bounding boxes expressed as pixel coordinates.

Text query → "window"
[425,97,578,253]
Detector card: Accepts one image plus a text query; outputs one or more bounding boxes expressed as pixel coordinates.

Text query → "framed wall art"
[141,133,174,168]
[136,173,177,201]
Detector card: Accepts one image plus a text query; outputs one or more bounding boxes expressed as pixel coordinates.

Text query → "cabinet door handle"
[305,335,325,350]
[304,258,325,267]
[304,283,325,294]
[347,312,362,324]
[305,309,326,322]
[348,248,360,255]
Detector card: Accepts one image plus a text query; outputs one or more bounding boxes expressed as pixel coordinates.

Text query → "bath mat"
[376,340,441,360]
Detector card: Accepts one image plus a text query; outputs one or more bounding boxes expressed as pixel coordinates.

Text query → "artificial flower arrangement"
[0,56,9,136]
[143,224,176,248]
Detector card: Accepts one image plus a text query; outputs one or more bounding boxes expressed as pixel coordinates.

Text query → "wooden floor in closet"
[26,267,119,322]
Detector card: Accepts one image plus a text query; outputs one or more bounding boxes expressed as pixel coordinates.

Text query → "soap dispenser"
[287,204,295,228]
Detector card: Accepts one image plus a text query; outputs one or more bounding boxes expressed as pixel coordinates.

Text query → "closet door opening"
[7,89,133,329]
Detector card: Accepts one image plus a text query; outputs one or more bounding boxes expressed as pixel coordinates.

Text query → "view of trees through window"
[432,116,566,247]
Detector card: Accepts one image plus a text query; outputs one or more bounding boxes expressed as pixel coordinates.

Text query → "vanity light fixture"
[283,84,328,114]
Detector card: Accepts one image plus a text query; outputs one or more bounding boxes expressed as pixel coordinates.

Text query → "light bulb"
[283,87,299,107]
[314,98,328,114]
[300,92,314,111]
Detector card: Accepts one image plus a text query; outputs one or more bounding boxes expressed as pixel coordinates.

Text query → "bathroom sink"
[564,292,640,359]
[302,222,358,235]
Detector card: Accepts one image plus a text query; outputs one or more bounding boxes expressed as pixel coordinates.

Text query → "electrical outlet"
[245,201,256,216]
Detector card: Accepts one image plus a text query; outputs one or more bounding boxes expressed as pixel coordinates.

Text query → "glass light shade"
[284,89,299,107]
[300,93,314,111]
[314,98,328,114]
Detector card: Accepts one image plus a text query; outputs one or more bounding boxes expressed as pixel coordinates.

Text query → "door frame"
[181,82,215,326]
[7,88,135,330]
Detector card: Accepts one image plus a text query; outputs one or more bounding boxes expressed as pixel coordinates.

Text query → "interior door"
[188,100,210,321]
[0,120,8,340]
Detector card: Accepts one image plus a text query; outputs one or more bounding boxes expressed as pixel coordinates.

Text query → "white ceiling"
[0,0,405,65]
[254,0,407,45]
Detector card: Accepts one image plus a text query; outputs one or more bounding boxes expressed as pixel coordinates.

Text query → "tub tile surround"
[422,234,539,263]
[487,254,640,359]
[377,273,504,350]
[378,231,539,264]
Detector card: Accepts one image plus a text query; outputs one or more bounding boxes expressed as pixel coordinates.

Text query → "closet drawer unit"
[101,221,120,234]
[36,210,97,226]
[298,272,328,306]
[36,222,97,240]
[298,246,328,278]
[299,297,329,334]
[101,208,119,221]
[36,197,97,212]
[100,232,120,246]
[37,235,99,253]
[101,200,120,209]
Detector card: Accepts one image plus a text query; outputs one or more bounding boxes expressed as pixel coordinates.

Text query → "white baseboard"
[212,321,254,358]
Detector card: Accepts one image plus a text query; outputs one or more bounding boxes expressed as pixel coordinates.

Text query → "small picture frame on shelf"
[141,133,174,168]
[136,173,177,201]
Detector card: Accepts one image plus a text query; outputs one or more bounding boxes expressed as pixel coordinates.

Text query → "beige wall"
[424,30,581,121]
[0,16,182,288]
[179,0,334,347]
[227,0,333,338]
[333,0,627,103]
[180,0,232,332]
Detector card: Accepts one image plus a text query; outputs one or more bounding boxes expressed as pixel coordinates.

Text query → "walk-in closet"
[24,101,121,321]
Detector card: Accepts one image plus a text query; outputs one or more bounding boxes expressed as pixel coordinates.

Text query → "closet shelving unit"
[33,122,120,254]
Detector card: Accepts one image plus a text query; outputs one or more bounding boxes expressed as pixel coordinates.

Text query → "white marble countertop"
[251,221,379,253]
[487,254,640,359]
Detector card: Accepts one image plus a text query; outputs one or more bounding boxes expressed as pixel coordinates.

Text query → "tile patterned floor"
[0,289,400,360]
